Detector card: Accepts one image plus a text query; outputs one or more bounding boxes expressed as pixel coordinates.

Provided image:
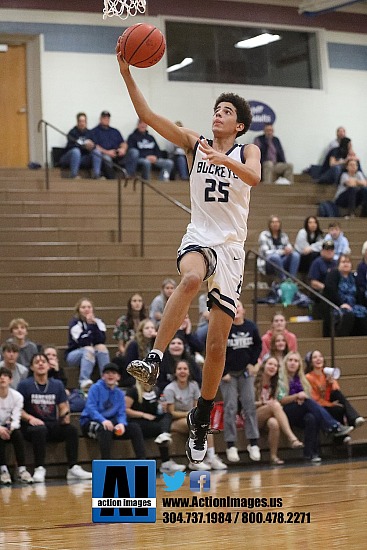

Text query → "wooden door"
[0,44,29,167]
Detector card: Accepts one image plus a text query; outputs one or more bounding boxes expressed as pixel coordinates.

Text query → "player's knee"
[181,271,202,294]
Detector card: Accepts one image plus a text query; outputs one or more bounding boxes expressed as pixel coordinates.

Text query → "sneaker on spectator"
[67,465,92,480]
[154,432,172,445]
[226,446,240,462]
[80,379,93,391]
[275,177,291,185]
[160,460,186,473]
[33,466,46,483]
[188,461,211,471]
[207,455,227,470]
[247,444,261,461]
[0,471,12,485]
[355,417,365,428]
[18,469,33,484]
[332,425,353,438]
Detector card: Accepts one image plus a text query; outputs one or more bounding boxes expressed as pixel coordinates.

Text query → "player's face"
[212,102,243,136]
[311,350,324,370]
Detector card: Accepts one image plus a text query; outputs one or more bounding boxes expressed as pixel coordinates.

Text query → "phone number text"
[162,511,311,524]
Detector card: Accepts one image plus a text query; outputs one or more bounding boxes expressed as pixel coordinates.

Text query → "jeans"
[318,165,342,184]
[22,422,79,467]
[128,148,174,180]
[335,187,367,215]
[101,149,139,179]
[220,373,259,442]
[66,346,110,384]
[283,403,319,458]
[59,147,102,178]
[174,154,189,179]
[0,428,26,467]
[265,252,300,279]
[82,421,146,459]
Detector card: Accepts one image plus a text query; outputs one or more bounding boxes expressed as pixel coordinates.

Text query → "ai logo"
[92,460,156,523]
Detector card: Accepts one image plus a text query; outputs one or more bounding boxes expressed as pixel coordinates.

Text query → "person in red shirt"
[260,312,297,360]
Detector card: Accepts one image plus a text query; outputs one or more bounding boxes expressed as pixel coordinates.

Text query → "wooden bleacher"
[1,167,366,473]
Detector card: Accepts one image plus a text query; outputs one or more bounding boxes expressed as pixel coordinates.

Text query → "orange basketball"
[119,23,166,68]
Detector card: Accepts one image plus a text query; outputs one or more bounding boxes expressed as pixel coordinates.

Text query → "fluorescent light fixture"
[235,33,281,49]
[0,44,9,52]
[166,57,193,73]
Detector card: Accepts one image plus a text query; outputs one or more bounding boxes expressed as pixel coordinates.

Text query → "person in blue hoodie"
[80,363,146,459]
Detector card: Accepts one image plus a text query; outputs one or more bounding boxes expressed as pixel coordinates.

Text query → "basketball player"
[116,39,261,465]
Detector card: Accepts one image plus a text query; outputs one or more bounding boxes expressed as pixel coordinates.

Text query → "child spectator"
[149,278,177,328]
[0,343,28,390]
[113,293,148,353]
[323,221,351,262]
[7,318,38,369]
[260,312,297,360]
[43,345,68,389]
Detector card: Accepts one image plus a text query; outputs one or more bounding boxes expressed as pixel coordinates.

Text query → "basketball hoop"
[103,0,146,20]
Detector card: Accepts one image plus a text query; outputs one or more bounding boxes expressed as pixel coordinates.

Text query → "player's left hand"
[198,138,225,166]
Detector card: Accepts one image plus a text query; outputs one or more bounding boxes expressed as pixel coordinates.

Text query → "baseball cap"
[322,239,335,250]
[101,110,111,117]
[102,363,119,374]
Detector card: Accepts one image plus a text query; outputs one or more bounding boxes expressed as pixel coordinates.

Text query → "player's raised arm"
[116,40,198,151]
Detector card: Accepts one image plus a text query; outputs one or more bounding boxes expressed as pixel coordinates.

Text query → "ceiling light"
[235,33,281,49]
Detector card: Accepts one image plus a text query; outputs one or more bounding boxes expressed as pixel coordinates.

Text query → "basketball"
[119,23,166,68]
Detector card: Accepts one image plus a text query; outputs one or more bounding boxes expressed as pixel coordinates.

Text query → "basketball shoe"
[186,407,211,464]
[126,352,161,386]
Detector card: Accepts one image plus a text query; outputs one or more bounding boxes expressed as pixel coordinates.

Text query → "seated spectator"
[258,215,300,280]
[294,216,324,274]
[80,363,146,460]
[43,345,68,389]
[163,360,227,471]
[323,221,351,262]
[0,367,33,485]
[308,240,337,332]
[125,380,185,473]
[326,126,346,154]
[6,318,38,369]
[0,343,28,390]
[260,312,297,360]
[323,254,367,337]
[156,334,202,396]
[305,349,364,428]
[113,293,148,353]
[268,333,289,365]
[175,314,204,357]
[149,278,177,328]
[123,319,156,373]
[111,340,136,390]
[90,111,135,179]
[65,297,110,391]
[254,356,303,465]
[318,137,358,184]
[356,240,367,306]
[221,303,262,464]
[127,119,174,181]
[334,159,367,217]
[165,121,190,180]
[254,123,293,184]
[18,353,92,483]
[59,112,100,179]
[278,351,353,462]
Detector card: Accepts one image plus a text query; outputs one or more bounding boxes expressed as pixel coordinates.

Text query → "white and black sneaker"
[127,353,161,386]
[332,425,354,438]
[186,408,210,464]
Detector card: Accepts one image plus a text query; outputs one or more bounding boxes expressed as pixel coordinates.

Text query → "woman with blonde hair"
[124,319,156,366]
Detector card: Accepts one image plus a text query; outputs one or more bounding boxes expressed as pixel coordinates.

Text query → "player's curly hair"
[214,93,252,138]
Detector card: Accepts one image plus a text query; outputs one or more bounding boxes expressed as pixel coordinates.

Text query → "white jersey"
[183,138,252,248]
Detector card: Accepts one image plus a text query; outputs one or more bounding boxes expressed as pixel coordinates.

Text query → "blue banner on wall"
[248,101,276,132]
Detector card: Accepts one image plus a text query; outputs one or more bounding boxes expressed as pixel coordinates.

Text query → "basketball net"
[103,0,146,20]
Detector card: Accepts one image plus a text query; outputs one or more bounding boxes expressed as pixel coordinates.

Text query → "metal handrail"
[246,249,341,368]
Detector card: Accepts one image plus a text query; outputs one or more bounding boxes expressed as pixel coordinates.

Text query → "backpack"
[317,200,340,218]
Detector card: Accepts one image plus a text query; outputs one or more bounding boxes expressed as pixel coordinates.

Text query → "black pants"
[82,421,146,460]
[22,422,79,468]
[0,428,26,467]
[324,389,359,426]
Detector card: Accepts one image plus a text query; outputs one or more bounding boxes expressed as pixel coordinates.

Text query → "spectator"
[59,112,100,179]
[80,363,146,459]
[294,216,324,275]
[277,351,353,462]
[326,126,346,154]
[90,111,134,179]
[268,333,289,365]
[156,334,202,396]
[356,240,367,306]
[149,278,177,328]
[308,240,337,293]
[113,293,148,353]
[18,353,92,483]
[6,318,38,369]
[127,119,174,181]
[65,298,110,391]
[221,302,262,464]
[125,380,185,473]
[334,158,367,217]
[124,319,156,373]
[163,360,227,471]
[165,121,190,180]
[260,312,297,360]
[254,123,293,184]
[0,343,28,390]
[111,340,136,390]
[0,367,33,485]
[258,215,300,280]
[323,254,367,337]
[318,137,358,184]
[43,345,68,389]
[254,356,303,465]
[305,349,364,428]
[175,314,204,357]
[323,221,351,262]
[195,289,209,349]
